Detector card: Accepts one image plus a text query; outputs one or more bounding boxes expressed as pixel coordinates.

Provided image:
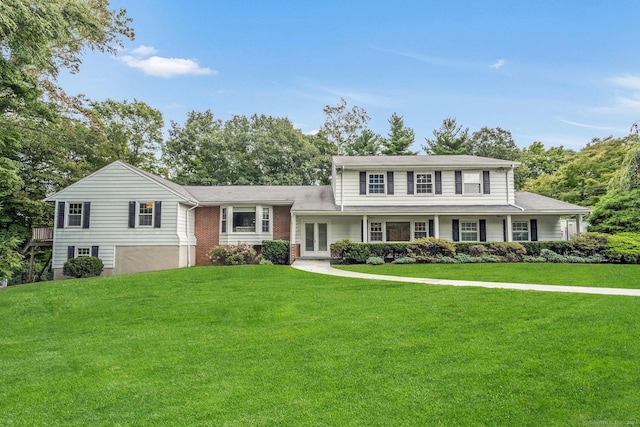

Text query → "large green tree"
[422,118,470,155]
[382,113,417,155]
[321,98,374,156]
[515,141,574,189]
[467,126,519,160]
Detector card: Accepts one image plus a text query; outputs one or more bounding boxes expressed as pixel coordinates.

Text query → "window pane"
[318,223,327,251]
[68,203,82,226]
[414,222,427,239]
[233,210,256,232]
[77,247,90,257]
[262,208,270,232]
[305,223,314,251]
[416,174,432,194]
[138,202,153,226]
[464,173,481,194]
[368,174,385,194]
[370,222,383,242]
[512,221,529,241]
[386,222,410,241]
[461,222,477,242]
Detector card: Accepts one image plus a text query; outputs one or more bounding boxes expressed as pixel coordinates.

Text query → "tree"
[422,118,470,155]
[467,126,519,160]
[588,188,640,233]
[321,98,371,155]
[515,141,574,189]
[382,113,417,155]
[90,99,164,172]
[346,129,381,156]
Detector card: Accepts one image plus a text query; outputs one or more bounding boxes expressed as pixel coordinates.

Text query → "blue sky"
[58,0,640,152]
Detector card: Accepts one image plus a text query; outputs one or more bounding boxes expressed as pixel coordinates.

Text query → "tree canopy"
[422,118,470,155]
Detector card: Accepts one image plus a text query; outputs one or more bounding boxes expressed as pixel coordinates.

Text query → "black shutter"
[91,246,99,257]
[503,219,507,242]
[154,201,162,228]
[67,246,75,260]
[407,171,414,195]
[361,220,364,242]
[83,202,91,229]
[128,201,136,228]
[435,171,442,194]
[359,172,366,195]
[483,171,491,194]
[57,202,65,229]
[455,171,462,194]
[530,219,538,241]
[387,171,394,195]
[452,219,460,242]
[428,219,434,237]
[479,219,487,242]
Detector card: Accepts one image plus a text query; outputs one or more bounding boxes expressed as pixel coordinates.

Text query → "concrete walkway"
[291,259,640,297]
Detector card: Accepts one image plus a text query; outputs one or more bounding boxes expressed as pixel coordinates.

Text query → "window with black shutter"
[57,202,65,229]
[435,171,442,194]
[452,219,460,241]
[455,171,462,194]
[359,172,366,195]
[407,171,414,195]
[479,219,487,242]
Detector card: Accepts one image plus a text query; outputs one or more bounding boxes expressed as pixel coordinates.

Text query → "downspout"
[340,166,344,212]
[186,202,199,267]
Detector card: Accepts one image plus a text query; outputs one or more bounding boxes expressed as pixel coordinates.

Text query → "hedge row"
[330,233,640,264]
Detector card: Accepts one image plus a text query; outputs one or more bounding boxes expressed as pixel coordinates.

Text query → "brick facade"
[273,205,292,240]
[194,206,219,265]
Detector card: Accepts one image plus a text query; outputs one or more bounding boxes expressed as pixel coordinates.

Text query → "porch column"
[576,214,583,235]
[506,214,513,242]
[362,215,368,243]
[433,215,440,238]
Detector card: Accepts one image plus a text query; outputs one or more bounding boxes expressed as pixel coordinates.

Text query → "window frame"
[138,202,154,227]
[262,207,270,233]
[415,172,433,195]
[414,221,428,239]
[232,207,256,233]
[221,207,227,233]
[463,172,481,194]
[67,202,83,227]
[368,173,386,195]
[370,222,383,242]
[460,221,478,242]
[512,220,530,242]
[76,247,91,257]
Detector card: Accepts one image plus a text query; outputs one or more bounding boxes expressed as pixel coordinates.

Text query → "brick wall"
[273,205,292,240]
[195,206,219,265]
[290,244,301,264]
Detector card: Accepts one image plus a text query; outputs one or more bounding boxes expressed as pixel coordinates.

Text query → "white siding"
[49,162,196,269]
[294,215,361,245]
[338,168,513,207]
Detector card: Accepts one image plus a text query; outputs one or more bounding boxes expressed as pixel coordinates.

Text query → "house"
[45,155,590,279]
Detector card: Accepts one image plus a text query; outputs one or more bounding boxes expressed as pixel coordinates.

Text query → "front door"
[303,222,330,257]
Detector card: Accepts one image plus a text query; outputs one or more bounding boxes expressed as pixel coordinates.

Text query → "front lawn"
[1,266,639,425]
[337,263,640,288]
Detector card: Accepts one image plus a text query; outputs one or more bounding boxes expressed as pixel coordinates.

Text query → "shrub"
[62,256,104,278]
[454,253,481,263]
[259,258,274,266]
[393,257,416,264]
[261,240,290,265]
[346,244,372,264]
[524,255,547,263]
[569,232,610,257]
[540,248,565,263]
[330,239,352,259]
[520,241,572,256]
[208,243,258,265]
[408,238,456,261]
[467,245,488,257]
[606,232,640,264]
[434,255,459,264]
[366,256,385,265]
[487,242,527,262]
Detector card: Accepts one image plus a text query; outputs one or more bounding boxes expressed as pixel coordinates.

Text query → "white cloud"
[130,45,158,57]
[120,45,216,78]
[608,74,640,90]
[556,117,619,131]
[491,59,506,69]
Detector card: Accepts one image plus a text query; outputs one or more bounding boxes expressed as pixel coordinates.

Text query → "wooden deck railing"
[31,227,54,242]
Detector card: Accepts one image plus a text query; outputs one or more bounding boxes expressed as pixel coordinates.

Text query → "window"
[368,174,385,194]
[370,222,383,241]
[464,173,481,194]
[414,222,428,239]
[233,208,256,232]
[262,208,270,232]
[461,222,478,241]
[67,203,83,227]
[76,247,91,257]
[221,208,227,233]
[138,202,154,226]
[416,173,433,194]
[386,222,410,241]
[512,221,529,241]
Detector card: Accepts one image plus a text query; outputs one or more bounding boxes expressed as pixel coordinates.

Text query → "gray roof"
[184,185,337,211]
[514,192,591,214]
[333,155,521,168]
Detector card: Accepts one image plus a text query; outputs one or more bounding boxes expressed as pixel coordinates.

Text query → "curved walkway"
[291,259,640,296]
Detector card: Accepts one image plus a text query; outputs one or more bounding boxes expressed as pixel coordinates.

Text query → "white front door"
[302,222,330,257]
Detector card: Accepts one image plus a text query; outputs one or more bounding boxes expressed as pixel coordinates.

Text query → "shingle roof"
[333,155,521,168]
[514,192,591,214]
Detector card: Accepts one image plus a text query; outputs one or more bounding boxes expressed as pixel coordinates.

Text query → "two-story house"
[45,155,589,279]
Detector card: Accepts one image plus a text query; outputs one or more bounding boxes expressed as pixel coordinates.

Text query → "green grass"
[337,263,640,289]
[1,266,639,426]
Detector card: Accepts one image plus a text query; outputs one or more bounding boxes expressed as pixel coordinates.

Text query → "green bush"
[520,241,572,256]
[467,245,488,257]
[366,256,385,265]
[606,233,640,264]
[569,232,610,257]
[487,242,527,262]
[259,258,274,266]
[540,249,565,263]
[208,243,258,265]
[408,238,456,261]
[261,240,290,265]
[330,239,352,259]
[393,257,416,264]
[62,256,104,278]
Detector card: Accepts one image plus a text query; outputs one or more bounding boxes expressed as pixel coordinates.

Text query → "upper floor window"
[416,173,433,194]
[138,202,154,227]
[262,208,270,232]
[369,174,385,194]
[512,221,529,241]
[464,173,481,194]
[67,203,83,227]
